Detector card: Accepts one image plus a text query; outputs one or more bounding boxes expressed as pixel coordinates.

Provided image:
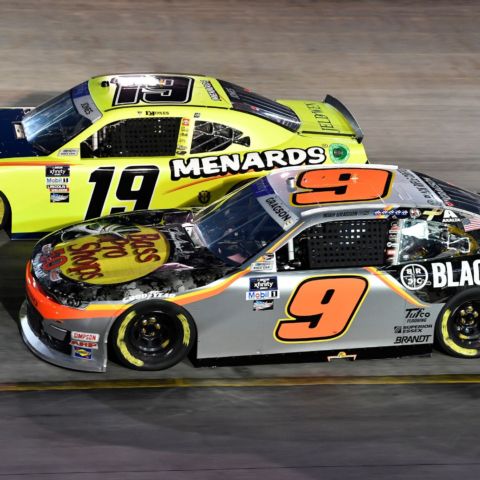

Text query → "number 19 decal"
[274,276,369,342]
[292,168,392,206]
[85,165,159,219]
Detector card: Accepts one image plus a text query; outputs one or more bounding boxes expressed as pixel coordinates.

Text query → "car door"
[253,218,411,356]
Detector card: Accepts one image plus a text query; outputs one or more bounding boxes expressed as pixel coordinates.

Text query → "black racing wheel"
[435,288,480,358]
[110,301,196,370]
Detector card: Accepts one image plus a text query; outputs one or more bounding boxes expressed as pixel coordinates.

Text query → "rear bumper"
[19,300,108,373]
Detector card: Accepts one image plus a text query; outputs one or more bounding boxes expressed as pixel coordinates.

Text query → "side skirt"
[190,344,433,368]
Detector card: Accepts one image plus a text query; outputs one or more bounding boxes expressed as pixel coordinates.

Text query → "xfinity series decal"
[246,276,279,300]
[46,165,70,202]
[169,147,326,180]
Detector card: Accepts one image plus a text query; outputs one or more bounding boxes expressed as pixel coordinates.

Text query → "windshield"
[219,80,300,132]
[193,178,293,265]
[22,82,102,154]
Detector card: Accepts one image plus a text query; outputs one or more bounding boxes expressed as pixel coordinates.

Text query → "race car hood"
[0,108,39,158]
[278,98,362,140]
[30,209,235,308]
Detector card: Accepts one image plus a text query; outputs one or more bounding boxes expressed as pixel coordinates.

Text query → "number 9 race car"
[0,73,367,238]
[20,164,480,372]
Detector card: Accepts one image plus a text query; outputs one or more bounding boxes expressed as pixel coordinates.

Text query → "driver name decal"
[169,147,326,180]
[257,195,298,230]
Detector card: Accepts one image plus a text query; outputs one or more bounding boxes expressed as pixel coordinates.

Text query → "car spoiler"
[324,94,364,143]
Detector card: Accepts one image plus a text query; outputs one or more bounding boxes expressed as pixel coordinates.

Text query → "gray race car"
[20,164,480,371]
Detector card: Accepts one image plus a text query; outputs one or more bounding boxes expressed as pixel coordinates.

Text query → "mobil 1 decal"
[46,165,70,203]
[399,258,480,291]
[169,147,326,180]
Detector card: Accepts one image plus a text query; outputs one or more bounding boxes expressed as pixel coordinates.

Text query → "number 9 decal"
[292,168,393,206]
[275,276,369,342]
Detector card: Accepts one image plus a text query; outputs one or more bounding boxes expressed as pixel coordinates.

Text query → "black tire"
[109,301,196,370]
[0,192,11,235]
[435,288,480,358]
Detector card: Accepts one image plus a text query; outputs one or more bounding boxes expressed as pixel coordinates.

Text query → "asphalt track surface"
[0,0,480,478]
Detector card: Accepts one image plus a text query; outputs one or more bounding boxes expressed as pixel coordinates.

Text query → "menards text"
[169,147,326,180]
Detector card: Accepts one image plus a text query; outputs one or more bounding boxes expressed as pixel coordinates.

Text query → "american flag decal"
[464,216,480,232]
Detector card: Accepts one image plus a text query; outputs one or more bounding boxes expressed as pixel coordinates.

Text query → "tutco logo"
[400,264,429,290]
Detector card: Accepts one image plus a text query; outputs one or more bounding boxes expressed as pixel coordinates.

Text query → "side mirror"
[236,136,251,147]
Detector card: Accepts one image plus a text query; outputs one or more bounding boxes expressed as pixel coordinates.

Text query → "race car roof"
[266,164,480,216]
[88,73,233,111]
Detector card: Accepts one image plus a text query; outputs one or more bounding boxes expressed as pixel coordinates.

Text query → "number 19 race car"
[21,164,480,372]
[0,73,366,238]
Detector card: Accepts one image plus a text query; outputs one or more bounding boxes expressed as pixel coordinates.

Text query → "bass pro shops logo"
[400,264,429,290]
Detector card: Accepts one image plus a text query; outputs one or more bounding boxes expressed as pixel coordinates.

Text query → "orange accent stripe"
[172,268,250,306]
[26,263,126,321]
[0,161,76,167]
[165,175,228,193]
[364,266,425,307]
[267,223,304,253]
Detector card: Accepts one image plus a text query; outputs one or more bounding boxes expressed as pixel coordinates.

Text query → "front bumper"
[19,300,108,373]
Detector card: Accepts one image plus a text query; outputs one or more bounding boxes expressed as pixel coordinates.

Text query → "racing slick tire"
[0,192,11,235]
[435,288,480,358]
[110,301,197,370]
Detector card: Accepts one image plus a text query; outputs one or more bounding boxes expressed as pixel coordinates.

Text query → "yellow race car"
[0,73,367,238]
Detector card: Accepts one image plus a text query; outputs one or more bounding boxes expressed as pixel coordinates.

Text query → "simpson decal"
[71,331,100,342]
[169,147,326,180]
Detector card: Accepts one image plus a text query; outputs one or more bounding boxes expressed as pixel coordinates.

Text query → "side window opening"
[396,219,475,263]
[276,219,390,270]
[191,121,250,154]
[81,117,181,158]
